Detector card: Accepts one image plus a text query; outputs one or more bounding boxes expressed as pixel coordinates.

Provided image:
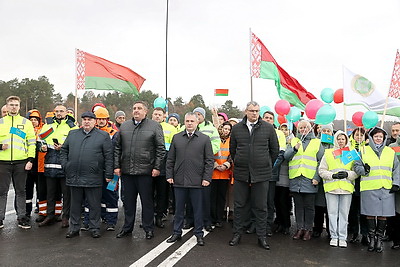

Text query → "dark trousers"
[153,175,168,219]
[46,176,70,219]
[69,186,102,232]
[184,186,212,227]
[393,212,400,245]
[274,186,291,228]
[314,206,329,234]
[233,180,269,237]
[292,192,315,231]
[267,181,276,232]
[101,179,119,225]
[174,187,204,237]
[25,171,38,216]
[36,173,47,203]
[0,162,27,220]
[210,179,229,224]
[121,174,154,232]
[348,194,368,236]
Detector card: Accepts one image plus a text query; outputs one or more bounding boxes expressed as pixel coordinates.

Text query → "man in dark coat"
[60,112,113,238]
[114,101,165,240]
[229,101,279,250]
[166,112,214,246]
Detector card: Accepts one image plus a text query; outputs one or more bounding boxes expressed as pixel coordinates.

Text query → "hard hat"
[94,107,110,119]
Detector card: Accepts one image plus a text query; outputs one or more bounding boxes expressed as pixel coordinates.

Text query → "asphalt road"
[1,188,399,267]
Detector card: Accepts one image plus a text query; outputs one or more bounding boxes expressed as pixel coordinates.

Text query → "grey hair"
[245,101,259,110]
[184,112,198,119]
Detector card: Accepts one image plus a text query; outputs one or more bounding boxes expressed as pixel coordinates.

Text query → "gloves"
[332,173,340,179]
[337,171,348,179]
[389,185,400,194]
[364,163,370,174]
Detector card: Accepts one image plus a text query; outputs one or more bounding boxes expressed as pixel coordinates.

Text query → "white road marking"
[157,230,210,267]
[130,228,193,267]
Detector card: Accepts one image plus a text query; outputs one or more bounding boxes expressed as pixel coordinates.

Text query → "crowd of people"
[0,96,399,253]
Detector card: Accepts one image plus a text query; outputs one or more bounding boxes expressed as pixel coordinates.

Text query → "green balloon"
[362,111,378,129]
[320,88,334,104]
[286,107,301,122]
[315,104,336,124]
[153,97,166,109]
[260,106,271,117]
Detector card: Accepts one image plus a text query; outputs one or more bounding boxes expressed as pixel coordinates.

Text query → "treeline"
[0,77,244,121]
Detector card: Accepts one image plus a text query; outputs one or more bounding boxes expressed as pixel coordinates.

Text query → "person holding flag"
[318,131,358,248]
[354,127,400,253]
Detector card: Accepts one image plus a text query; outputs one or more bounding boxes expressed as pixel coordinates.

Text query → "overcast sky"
[1,0,399,119]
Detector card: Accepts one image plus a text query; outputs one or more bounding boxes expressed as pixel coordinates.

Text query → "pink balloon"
[275,100,291,116]
[352,111,364,127]
[305,99,324,120]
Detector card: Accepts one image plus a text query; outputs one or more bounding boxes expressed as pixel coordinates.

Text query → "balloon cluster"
[351,111,378,129]
[153,97,166,109]
[273,100,302,127]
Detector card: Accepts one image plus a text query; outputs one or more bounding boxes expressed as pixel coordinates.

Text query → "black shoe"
[312,231,321,238]
[156,218,165,228]
[17,218,31,229]
[106,224,115,231]
[167,234,182,243]
[196,236,205,246]
[80,224,90,231]
[0,220,3,229]
[229,234,241,246]
[116,230,132,238]
[66,231,79,238]
[215,222,223,228]
[38,216,55,227]
[246,224,255,234]
[35,215,46,223]
[146,231,154,239]
[361,235,369,246]
[205,225,213,232]
[282,227,290,235]
[266,230,273,237]
[91,230,101,238]
[391,243,400,250]
[258,237,270,250]
[349,233,359,243]
[183,223,194,229]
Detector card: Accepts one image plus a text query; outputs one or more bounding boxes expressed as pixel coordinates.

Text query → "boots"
[367,218,376,252]
[375,219,387,253]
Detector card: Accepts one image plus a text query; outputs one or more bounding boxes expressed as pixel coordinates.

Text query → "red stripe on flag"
[215,89,229,95]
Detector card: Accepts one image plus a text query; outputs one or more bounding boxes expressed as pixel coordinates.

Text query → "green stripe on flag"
[215,93,228,96]
[85,76,139,95]
[260,61,305,110]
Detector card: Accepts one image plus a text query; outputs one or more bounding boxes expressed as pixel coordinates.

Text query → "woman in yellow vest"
[318,131,358,248]
[354,127,400,253]
[284,120,324,241]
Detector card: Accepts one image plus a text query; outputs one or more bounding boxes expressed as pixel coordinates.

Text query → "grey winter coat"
[60,128,113,187]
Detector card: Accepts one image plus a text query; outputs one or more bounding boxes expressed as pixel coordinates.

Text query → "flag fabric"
[332,147,349,159]
[10,127,26,139]
[343,66,400,117]
[76,49,145,95]
[391,146,400,155]
[341,149,361,165]
[321,134,334,144]
[38,127,54,140]
[215,89,229,96]
[388,50,400,98]
[250,32,316,110]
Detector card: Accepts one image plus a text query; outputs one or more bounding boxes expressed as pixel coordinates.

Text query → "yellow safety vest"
[0,114,36,161]
[323,148,354,193]
[39,118,78,146]
[360,146,394,191]
[289,138,320,179]
[276,129,286,151]
[161,122,177,151]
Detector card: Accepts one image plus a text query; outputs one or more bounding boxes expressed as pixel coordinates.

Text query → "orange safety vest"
[212,137,231,180]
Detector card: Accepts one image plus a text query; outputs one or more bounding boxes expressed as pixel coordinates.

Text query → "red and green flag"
[250,32,316,110]
[215,89,229,96]
[76,49,145,95]
[391,146,400,155]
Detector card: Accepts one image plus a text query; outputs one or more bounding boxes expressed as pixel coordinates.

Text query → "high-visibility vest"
[161,122,177,151]
[360,146,394,191]
[323,148,354,193]
[212,137,231,180]
[276,129,286,151]
[288,138,321,179]
[0,114,36,161]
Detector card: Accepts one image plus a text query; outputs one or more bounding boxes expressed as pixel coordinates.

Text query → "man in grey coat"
[166,112,214,246]
[60,112,113,238]
[114,101,165,240]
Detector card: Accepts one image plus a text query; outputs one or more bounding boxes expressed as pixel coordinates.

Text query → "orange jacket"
[27,109,46,172]
[212,137,231,180]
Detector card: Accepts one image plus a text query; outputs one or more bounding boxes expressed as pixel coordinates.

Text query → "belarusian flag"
[76,49,145,95]
[215,89,229,96]
[251,32,316,109]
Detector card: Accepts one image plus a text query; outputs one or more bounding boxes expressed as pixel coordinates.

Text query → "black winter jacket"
[114,118,165,175]
[230,116,279,183]
[60,128,113,187]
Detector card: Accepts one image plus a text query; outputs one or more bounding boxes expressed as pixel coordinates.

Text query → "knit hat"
[217,112,228,121]
[168,113,180,123]
[321,123,334,133]
[228,118,239,124]
[193,107,206,118]
[115,110,126,119]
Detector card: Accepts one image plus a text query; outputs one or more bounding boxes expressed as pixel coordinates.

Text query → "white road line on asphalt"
[5,210,16,216]
[157,230,210,267]
[130,228,193,267]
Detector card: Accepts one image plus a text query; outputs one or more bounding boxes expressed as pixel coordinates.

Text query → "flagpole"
[165,0,170,113]
[74,48,78,116]
[380,49,398,127]
[249,28,253,101]
[343,103,347,133]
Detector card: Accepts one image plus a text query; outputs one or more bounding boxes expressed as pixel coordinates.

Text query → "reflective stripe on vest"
[213,138,230,180]
[360,146,394,191]
[323,148,354,193]
[288,138,320,179]
[44,164,62,169]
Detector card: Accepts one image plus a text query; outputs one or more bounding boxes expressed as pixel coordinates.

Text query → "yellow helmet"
[94,107,110,119]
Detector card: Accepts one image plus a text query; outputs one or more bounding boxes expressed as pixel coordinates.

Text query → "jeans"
[292,192,315,231]
[325,193,352,240]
